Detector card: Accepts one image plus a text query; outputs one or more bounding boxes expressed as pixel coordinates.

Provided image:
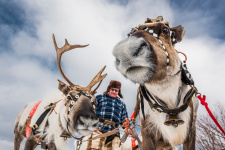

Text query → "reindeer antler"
[52,34,107,93]
[138,21,169,28]
[77,66,107,94]
[139,16,169,28]
[53,34,88,87]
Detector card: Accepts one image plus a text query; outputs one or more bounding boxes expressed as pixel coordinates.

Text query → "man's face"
[108,88,119,98]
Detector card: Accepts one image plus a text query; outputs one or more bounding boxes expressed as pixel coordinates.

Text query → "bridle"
[128,24,177,70]
[66,90,95,140]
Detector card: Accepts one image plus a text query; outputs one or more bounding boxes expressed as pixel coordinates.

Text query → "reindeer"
[14,34,107,150]
[112,16,199,150]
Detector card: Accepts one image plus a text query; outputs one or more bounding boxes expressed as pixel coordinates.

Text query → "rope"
[53,94,65,114]
[53,99,64,114]
[123,118,133,136]
[83,118,134,142]
[197,95,225,136]
[176,50,187,62]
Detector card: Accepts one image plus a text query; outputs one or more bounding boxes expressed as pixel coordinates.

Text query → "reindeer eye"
[67,96,72,100]
[162,28,169,35]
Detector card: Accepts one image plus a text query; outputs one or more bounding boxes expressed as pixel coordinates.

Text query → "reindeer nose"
[76,115,98,130]
[77,97,97,120]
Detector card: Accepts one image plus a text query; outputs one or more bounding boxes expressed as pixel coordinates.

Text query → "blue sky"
[1,0,225,149]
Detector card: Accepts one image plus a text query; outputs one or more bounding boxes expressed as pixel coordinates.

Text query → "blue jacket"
[95,93,128,136]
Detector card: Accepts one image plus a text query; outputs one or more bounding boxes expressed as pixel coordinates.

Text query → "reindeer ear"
[57,79,71,95]
[170,25,186,43]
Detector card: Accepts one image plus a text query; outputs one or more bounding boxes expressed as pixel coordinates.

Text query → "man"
[95,80,128,148]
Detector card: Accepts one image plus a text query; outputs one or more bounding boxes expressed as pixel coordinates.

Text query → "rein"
[143,27,170,69]
[75,118,142,150]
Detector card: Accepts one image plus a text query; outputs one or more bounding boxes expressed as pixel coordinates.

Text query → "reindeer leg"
[183,110,197,150]
[14,105,28,150]
[48,142,57,150]
[141,132,156,150]
[141,121,157,150]
[14,124,25,150]
[24,133,38,150]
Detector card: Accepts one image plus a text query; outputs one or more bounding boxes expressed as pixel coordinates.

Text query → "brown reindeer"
[112,16,199,150]
[14,34,107,150]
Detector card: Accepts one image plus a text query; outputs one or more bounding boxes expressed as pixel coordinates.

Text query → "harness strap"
[154,87,195,114]
[83,129,120,142]
[140,85,196,117]
[133,88,141,120]
[65,91,94,140]
[67,91,92,122]
[132,144,139,150]
[140,88,145,120]
[32,103,54,133]
[98,118,119,128]
[82,118,131,142]
[143,85,167,108]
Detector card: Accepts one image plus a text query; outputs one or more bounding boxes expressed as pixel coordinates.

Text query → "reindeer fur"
[14,35,107,150]
[14,89,98,150]
[113,17,199,150]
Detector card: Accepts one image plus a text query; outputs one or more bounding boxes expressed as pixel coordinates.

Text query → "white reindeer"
[14,34,107,150]
[112,16,199,150]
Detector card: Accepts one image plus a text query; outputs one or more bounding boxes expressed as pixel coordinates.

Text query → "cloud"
[1,0,225,149]
[176,36,225,110]
[0,140,14,150]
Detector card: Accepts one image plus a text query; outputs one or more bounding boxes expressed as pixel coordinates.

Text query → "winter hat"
[103,80,123,98]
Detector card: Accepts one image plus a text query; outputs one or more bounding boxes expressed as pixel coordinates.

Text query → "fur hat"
[103,80,123,98]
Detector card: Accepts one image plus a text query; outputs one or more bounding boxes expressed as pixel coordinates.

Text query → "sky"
[1,0,225,149]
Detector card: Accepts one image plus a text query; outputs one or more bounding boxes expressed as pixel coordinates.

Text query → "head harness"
[128,21,178,69]
[66,90,95,140]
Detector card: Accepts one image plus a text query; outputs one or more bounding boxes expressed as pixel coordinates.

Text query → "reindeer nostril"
[133,42,147,57]
[115,58,120,65]
[78,117,85,125]
[92,122,98,127]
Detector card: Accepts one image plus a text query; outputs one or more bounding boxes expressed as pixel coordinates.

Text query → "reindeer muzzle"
[164,114,184,127]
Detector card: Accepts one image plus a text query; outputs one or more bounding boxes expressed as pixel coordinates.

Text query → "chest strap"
[98,118,119,128]
[32,103,54,133]
[140,85,196,118]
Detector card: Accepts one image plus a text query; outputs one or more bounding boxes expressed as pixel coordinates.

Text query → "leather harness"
[98,118,119,128]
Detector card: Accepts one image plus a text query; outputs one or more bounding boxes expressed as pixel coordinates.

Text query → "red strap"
[131,138,136,148]
[26,100,43,138]
[198,95,225,136]
[130,112,135,119]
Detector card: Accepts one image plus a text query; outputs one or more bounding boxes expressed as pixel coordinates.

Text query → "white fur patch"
[141,79,193,146]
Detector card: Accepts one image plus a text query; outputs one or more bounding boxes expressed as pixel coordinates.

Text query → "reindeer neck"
[145,74,182,108]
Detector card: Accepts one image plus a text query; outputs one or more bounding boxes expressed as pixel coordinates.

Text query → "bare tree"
[196,103,225,150]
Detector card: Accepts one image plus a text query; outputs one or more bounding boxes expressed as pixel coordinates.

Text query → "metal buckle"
[32,124,38,130]
[156,107,163,113]
[76,139,83,150]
